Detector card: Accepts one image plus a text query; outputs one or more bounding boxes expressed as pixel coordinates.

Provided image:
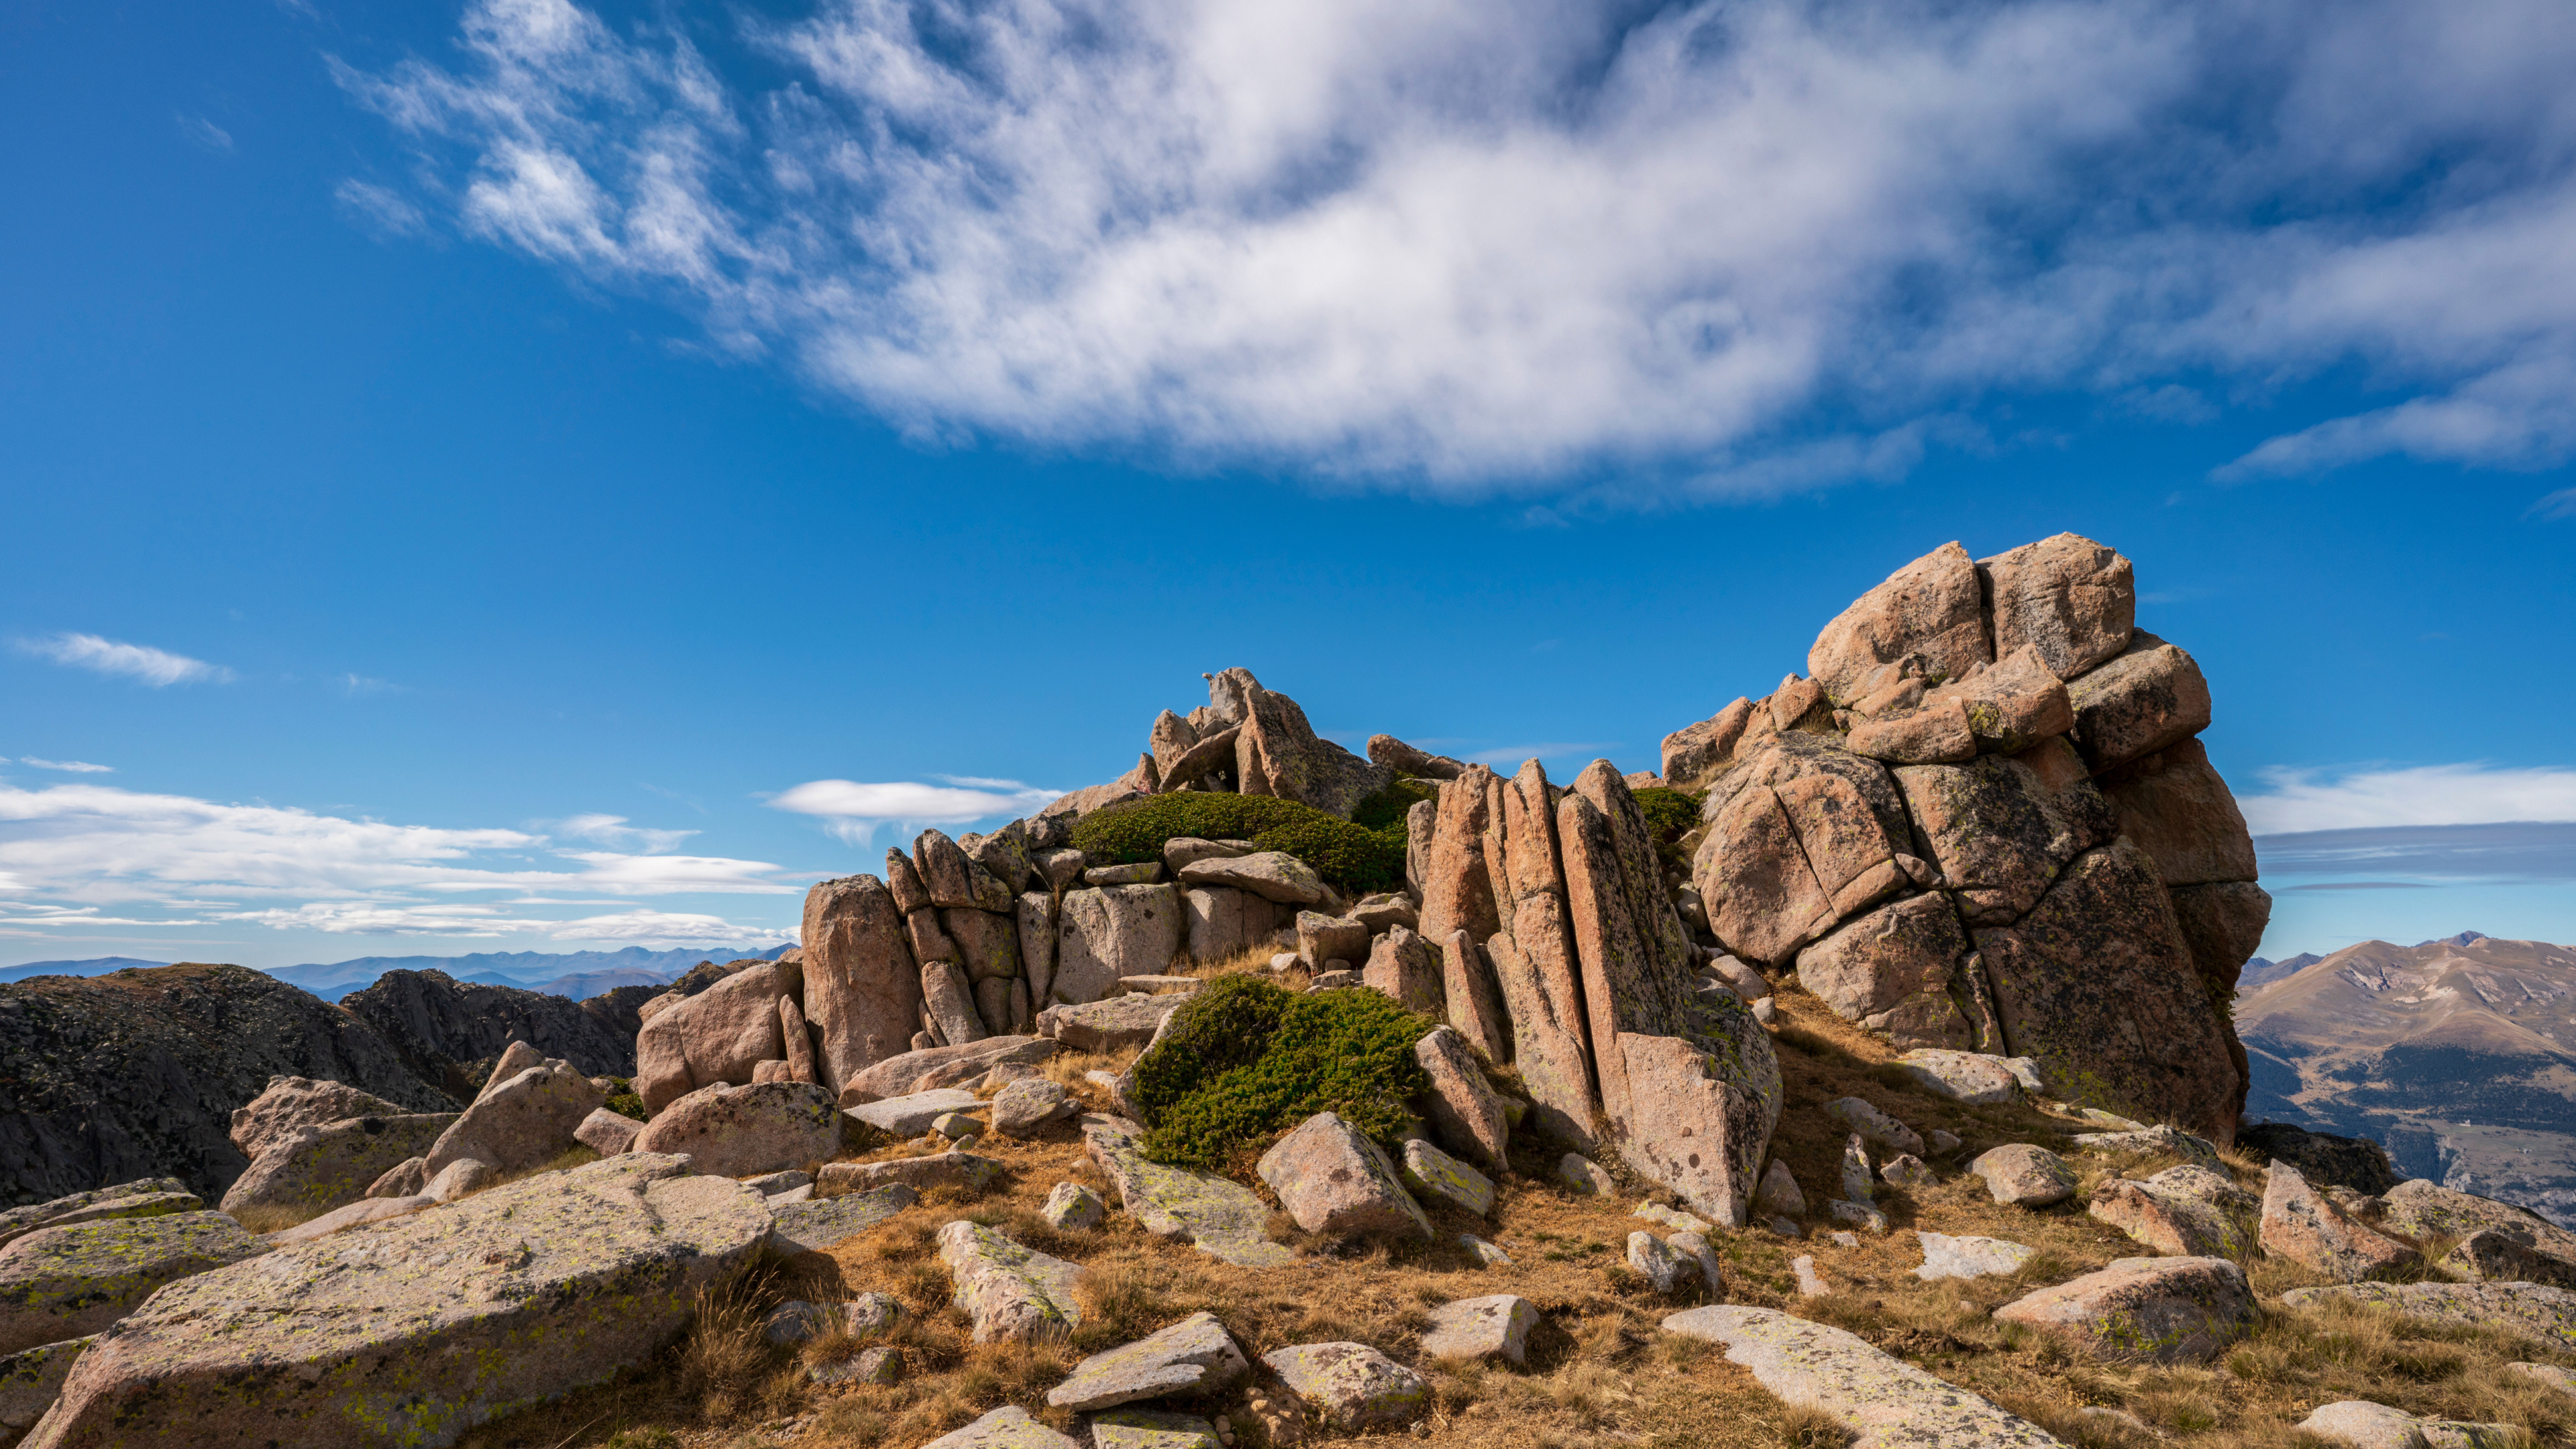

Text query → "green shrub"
[1631,785,1706,875]
[1352,778,1436,834]
[1070,792,1405,894]
[602,1077,647,1122]
[1132,973,1435,1171]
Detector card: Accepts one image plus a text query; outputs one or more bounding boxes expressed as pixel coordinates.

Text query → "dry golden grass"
[449,980,2576,1449]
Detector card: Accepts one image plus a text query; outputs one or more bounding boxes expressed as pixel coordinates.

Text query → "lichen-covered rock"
[2295,1400,2519,1449]
[23,1156,765,1448]
[2072,1124,2222,1168]
[1083,1119,1293,1267]
[1208,668,1394,820]
[1974,841,2240,1142]
[264,1195,434,1246]
[846,1087,985,1136]
[1661,1305,2065,1449]
[2282,1281,2576,1351]
[1263,1342,1430,1431]
[1362,926,1444,1014]
[1807,542,1992,706]
[798,875,924,1095]
[2088,1166,2254,1258]
[1758,1161,1806,1218]
[0,1182,197,1254]
[939,1220,1082,1343]
[1914,1233,2033,1280]
[816,1153,1000,1196]
[1054,886,1183,1005]
[1611,1002,1782,1229]
[920,1405,1083,1449]
[2065,633,2210,773]
[768,1184,918,1255]
[1894,754,2112,927]
[421,1058,604,1180]
[1045,1310,1247,1411]
[1421,1294,1538,1364]
[1970,1144,2076,1208]
[1992,1256,2255,1364]
[2096,738,2257,890]
[228,1078,413,1162]
[1557,1154,1615,1195]
[1795,896,1972,1049]
[1978,533,2135,680]
[1824,1098,1925,1159]
[1174,851,1328,907]
[0,1211,267,1356]
[1893,1051,2022,1106]
[217,1112,457,1216]
[2260,1161,2414,1283]
[2377,1179,2576,1285]
[1411,1026,1509,1173]
[1628,1232,1687,1293]
[1042,1183,1105,1232]
[0,1333,88,1437]
[991,1079,1075,1138]
[841,1037,1055,1102]
[632,1081,839,1180]
[1256,1113,1430,1241]
[1399,1139,1494,1217]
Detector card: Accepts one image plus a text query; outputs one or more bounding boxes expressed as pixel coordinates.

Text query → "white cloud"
[335,0,2576,490]
[769,777,1057,841]
[176,114,234,152]
[16,758,111,773]
[334,180,429,239]
[222,901,790,945]
[2241,763,2576,836]
[553,812,696,853]
[15,633,233,687]
[2532,487,2576,521]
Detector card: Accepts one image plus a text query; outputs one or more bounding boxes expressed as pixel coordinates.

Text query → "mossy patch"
[1071,794,1405,894]
[1130,975,1435,1171]
[1631,786,1707,876]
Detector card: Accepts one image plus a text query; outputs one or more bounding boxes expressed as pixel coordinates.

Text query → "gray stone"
[1261,1342,1430,1432]
[846,1087,985,1136]
[812,1345,905,1387]
[1839,1135,1875,1205]
[1422,1295,1538,1364]
[1042,1183,1106,1232]
[1970,1145,2076,1208]
[1362,925,1444,1014]
[1295,912,1371,974]
[742,1169,812,1195]
[27,1156,768,1445]
[992,1079,1075,1137]
[1182,886,1275,962]
[1399,1139,1494,1217]
[1083,1118,1294,1267]
[817,1153,1001,1196]
[634,957,802,1112]
[2089,1171,2253,1259]
[1824,1097,1925,1159]
[1792,1257,1830,1297]
[937,1221,1081,1344]
[763,1299,833,1346]
[2074,1124,2223,1169]
[1914,1232,2033,1280]
[364,1157,427,1199]
[1558,1155,1615,1195]
[1993,1256,2255,1364]
[1090,1409,1218,1449]
[920,1406,1083,1449]
[1040,993,1181,1053]
[1176,851,1329,906]
[1055,886,1184,1004]
[1046,1309,1248,1410]
[1085,863,1166,886]
[1670,1230,1725,1294]
[1629,1230,1686,1293]
[1893,1051,2023,1106]
[1209,667,1395,819]
[2279,1281,2576,1352]
[843,1036,1056,1101]
[1758,1161,1807,1218]
[1256,1112,1430,1240]
[846,1291,903,1336]
[1880,1155,1934,1187]
[1829,1201,1890,1234]
[768,1183,919,1254]
[801,874,928,1095]
[1462,1234,1513,1267]
[1662,1305,2065,1448]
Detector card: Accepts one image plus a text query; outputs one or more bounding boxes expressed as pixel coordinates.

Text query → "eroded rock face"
[25,1155,768,1448]
[1795,896,1972,1049]
[1054,887,1183,1005]
[631,1081,839,1179]
[1992,1256,2255,1364]
[1208,668,1393,819]
[1255,1113,1430,1241]
[2066,633,2211,772]
[1661,1305,2065,1449]
[422,1059,606,1178]
[1977,533,2135,680]
[1807,542,1992,706]
[1362,926,1444,1015]
[217,1112,458,1216]
[1894,755,2114,927]
[2097,739,2259,889]
[800,875,926,1095]
[228,1078,411,1162]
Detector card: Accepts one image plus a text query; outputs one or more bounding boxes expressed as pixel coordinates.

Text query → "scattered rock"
[1828,1201,1890,1234]
[1893,1051,2023,1106]
[769,1184,919,1254]
[1462,1234,1513,1267]
[2072,1125,2222,1169]
[1091,1408,1220,1449]
[991,1079,1075,1138]
[1083,1118,1295,1267]
[1261,1342,1430,1432]
[2297,1400,2519,1449]
[813,1345,906,1387]
[264,1194,435,1246]
[1994,1256,2255,1364]
[1758,1161,1807,1218]
[1670,1231,1725,1294]
[817,1152,1001,1196]
[2261,1161,2415,1283]
[1880,1155,1934,1187]
[1930,1130,1962,1155]
[847,1087,987,1136]
[1362,926,1444,1014]
[28,1156,769,1444]
[575,1107,641,1157]
[1791,1257,1830,1297]
[1558,1155,1616,1195]
[2280,1281,2576,1352]
[1914,1232,2033,1280]
[633,957,801,1112]
[421,1057,606,1178]
[2089,1167,2253,1258]
[1256,1112,1430,1241]
[1839,1135,1875,1203]
[1628,1232,1686,1293]
[1637,1203,1714,1235]
[1823,1098,1925,1158]
[1970,1144,2076,1208]
[1399,1139,1494,1217]
[1421,1295,1539,1364]
[939,1220,1083,1343]
[423,1158,494,1203]
[2377,1179,2576,1286]
[633,1081,840,1179]
[2508,1361,2576,1396]
[763,1299,833,1346]
[920,1406,1083,1449]
[1661,1305,2064,1448]
[1039,1183,1104,1232]
[1039,994,1182,1053]
[1046,1310,1248,1411]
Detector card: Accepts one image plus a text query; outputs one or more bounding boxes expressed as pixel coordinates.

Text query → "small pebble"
[1829,1231,1859,1248]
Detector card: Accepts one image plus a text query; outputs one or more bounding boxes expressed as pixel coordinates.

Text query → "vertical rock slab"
[1205,668,1391,818]
[921,961,987,1045]
[634,957,802,1113]
[1418,767,1503,953]
[1362,926,1443,1015]
[946,908,1022,986]
[915,830,979,908]
[1016,892,1058,1007]
[1974,842,2239,1142]
[1053,886,1183,1005]
[1558,766,1693,1130]
[1613,1002,1781,1228]
[1438,929,1511,1063]
[25,1156,767,1449]
[779,994,817,1084]
[2096,739,2259,888]
[1977,533,2136,680]
[1807,542,1994,704]
[1412,1026,1509,1173]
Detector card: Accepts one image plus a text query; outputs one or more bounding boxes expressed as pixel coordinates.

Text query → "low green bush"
[1631,784,1707,875]
[1131,973,1434,1171]
[602,1077,647,1122]
[1070,792,1405,894]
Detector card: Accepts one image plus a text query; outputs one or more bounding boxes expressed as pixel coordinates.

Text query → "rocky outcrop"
[26,1155,769,1447]
[227,1077,411,1161]
[633,957,804,1114]
[800,875,926,1095]
[0,963,451,1208]
[217,1111,457,1216]
[632,1081,839,1178]
[340,968,637,1096]
[1206,668,1391,818]
[1992,1256,2255,1364]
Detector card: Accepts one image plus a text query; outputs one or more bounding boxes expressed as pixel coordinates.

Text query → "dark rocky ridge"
[0,963,451,1205]
[336,969,639,1104]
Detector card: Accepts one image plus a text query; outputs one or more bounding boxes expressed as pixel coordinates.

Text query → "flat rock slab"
[1089,1409,1218,1449]
[265,1195,435,1246]
[1994,1256,2254,1364]
[846,1038,1055,1102]
[23,1155,769,1449]
[1046,1310,1248,1411]
[818,1153,1002,1195]
[2073,1126,2220,1169]
[923,1405,1083,1449]
[939,1221,1082,1343]
[0,1211,268,1356]
[2282,1281,2576,1352]
[1039,995,1182,1053]
[1083,1120,1294,1267]
[848,1089,986,1137]
[769,1184,920,1255]
[2298,1400,2520,1449]
[1262,1342,1430,1431]
[1913,1232,2033,1281]
[1421,1295,1538,1364]
[1894,1051,2023,1106]
[0,1181,193,1253]
[1662,1305,2066,1449]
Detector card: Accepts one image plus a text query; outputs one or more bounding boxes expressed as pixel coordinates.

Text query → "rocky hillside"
[0,963,451,1205]
[337,967,641,1099]
[2237,933,2576,1224]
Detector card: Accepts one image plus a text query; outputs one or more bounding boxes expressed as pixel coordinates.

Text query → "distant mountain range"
[2237,930,2576,1225]
[0,945,793,1000]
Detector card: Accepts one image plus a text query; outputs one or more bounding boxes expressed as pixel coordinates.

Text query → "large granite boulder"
[1174,851,1328,907]
[631,1081,840,1179]
[633,957,802,1114]
[1053,886,1183,1004]
[1992,1256,2254,1364]
[23,1155,767,1447]
[1038,994,1181,1053]
[0,1183,195,1253]
[216,1112,458,1216]
[227,1078,411,1162]
[0,1212,267,1355]
[1254,1114,1429,1241]
[800,874,926,1095]
[420,1059,606,1177]
[2260,1162,2415,1282]
[1418,767,1503,955]
[1976,533,2135,680]
[1893,753,2114,926]
[1794,894,1973,1049]
[1661,698,1754,794]
[2096,739,2259,889]
[1806,541,1992,705]
[2065,633,2210,772]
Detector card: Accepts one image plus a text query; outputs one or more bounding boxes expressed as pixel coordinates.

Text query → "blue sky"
[4,0,2575,970]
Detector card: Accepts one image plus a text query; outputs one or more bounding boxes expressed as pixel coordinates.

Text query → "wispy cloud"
[551,812,695,853]
[175,114,233,152]
[2240,763,2576,836]
[15,633,233,687]
[333,179,427,239]
[335,0,2576,493]
[769,777,1057,842]
[15,758,112,773]
[340,673,409,696]
[220,902,790,945]
[2255,822,2576,885]
[2531,488,2576,521]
